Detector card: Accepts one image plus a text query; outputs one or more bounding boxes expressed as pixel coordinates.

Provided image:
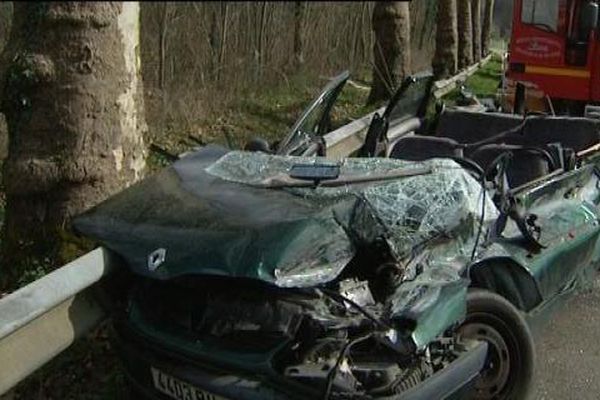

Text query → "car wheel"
[458,289,535,400]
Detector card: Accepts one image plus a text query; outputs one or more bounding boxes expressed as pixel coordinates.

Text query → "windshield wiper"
[254,166,432,188]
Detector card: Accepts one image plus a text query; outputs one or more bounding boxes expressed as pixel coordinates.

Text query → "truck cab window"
[522,0,559,32]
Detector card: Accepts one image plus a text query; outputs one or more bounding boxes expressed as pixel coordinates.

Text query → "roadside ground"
[533,274,600,400]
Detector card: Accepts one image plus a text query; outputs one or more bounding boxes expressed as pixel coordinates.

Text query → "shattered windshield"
[207,151,498,263]
[205,150,430,187]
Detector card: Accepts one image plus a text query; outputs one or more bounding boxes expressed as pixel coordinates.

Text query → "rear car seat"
[436,109,524,144]
[468,144,554,188]
[522,116,600,153]
[389,136,463,161]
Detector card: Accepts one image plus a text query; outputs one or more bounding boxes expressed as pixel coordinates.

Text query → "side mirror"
[579,1,599,40]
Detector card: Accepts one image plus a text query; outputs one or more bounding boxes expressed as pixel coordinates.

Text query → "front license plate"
[151,367,229,400]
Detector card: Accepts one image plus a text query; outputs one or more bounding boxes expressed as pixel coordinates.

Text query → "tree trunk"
[158,2,168,91]
[457,0,473,69]
[293,1,306,69]
[209,5,219,81]
[471,0,482,62]
[433,0,458,79]
[482,0,495,56]
[367,1,411,105]
[361,3,373,68]
[0,2,147,271]
[254,2,268,82]
[217,2,229,82]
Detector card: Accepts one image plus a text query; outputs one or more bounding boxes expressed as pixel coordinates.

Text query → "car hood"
[74,146,496,288]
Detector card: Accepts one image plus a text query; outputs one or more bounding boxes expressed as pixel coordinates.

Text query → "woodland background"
[0,1,512,160]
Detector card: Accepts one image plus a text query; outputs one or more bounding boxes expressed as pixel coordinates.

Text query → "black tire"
[458,289,535,400]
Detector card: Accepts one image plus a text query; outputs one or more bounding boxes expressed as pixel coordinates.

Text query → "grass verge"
[146,70,376,170]
[443,53,504,105]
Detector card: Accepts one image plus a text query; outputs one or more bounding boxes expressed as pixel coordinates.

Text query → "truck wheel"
[458,290,535,400]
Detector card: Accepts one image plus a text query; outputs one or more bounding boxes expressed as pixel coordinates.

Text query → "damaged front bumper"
[113,312,488,400]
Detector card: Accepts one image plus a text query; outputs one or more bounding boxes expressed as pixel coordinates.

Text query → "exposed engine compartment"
[130,266,471,398]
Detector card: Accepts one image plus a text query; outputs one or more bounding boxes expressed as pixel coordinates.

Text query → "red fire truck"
[506,0,600,115]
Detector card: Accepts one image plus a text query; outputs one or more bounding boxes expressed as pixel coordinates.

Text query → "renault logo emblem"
[148,248,167,271]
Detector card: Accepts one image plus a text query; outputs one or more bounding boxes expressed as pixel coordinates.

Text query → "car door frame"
[500,163,600,299]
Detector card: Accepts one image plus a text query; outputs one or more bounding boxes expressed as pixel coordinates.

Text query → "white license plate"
[151,367,229,400]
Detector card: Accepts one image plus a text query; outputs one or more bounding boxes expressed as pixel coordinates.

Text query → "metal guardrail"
[433,54,493,99]
[0,248,117,395]
[325,113,421,160]
[0,58,491,396]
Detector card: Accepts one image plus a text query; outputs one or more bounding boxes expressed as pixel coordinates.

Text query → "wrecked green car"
[75,73,600,400]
